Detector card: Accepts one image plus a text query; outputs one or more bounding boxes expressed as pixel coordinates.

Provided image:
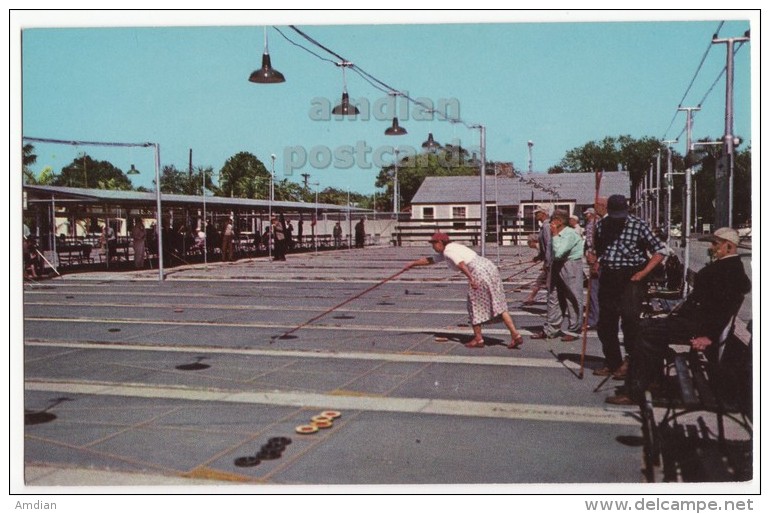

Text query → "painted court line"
[25,340,575,369]
[24,316,541,336]
[25,379,639,427]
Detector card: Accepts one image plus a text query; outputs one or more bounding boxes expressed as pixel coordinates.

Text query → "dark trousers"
[597,267,647,370]
[627,315,699,402]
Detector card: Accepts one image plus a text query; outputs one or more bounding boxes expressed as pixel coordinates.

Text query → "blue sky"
[16,11,755,195]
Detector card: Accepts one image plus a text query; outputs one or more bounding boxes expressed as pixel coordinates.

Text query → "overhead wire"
[661,21,724,140]
[277,25,561,200]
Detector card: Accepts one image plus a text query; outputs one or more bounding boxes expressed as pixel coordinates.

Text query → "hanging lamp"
[332,62,359,116]
[422,133,441,151]
[384,92,407,135]
[249,26,285,84]
[385,117,407,136]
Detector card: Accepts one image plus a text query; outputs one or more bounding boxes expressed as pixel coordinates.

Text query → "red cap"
[429,232,450,244]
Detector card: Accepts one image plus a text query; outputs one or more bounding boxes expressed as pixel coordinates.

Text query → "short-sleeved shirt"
[596,215,666,270]
[432,242,478,272]
[552,226,584,261]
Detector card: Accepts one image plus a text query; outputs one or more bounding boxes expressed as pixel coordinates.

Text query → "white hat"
[534,205,549,215]
[700,227,740,246]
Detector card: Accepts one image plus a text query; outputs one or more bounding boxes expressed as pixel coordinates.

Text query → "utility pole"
[678,107,700,295]
[656,151,661,228]
[662,140,677,238]
[301,172,310,189]
[712,31,749,228]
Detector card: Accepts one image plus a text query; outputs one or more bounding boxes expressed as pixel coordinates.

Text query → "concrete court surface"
[16,243,754,491]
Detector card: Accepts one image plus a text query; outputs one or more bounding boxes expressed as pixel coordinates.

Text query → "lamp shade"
[422,133,440,151]
[127,164,140,175]
[332,91,359,116]
[249,53,286,84]
[385,117,407,136]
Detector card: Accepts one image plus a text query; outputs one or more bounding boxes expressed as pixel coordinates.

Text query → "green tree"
[558,135,667,201]
[218,152,270,198]
[22,144,38,184]
[733,146,751,226]
[686,141,752,228]
[54,155,133,190]
[273,178,306,202]
[158,164,218,195]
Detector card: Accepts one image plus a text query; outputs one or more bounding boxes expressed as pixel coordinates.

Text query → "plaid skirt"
[466,256,509,325]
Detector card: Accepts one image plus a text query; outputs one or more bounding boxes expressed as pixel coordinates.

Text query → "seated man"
[606,227,751,406]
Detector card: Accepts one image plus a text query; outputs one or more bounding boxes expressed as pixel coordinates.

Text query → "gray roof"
[22,185,365,213]
[410,171,631,206]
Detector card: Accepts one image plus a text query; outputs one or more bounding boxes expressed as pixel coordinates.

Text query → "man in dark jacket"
[606,227,751,405]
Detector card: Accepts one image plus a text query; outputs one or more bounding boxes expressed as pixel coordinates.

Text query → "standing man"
[530,205,557,340]
[548,210,585,341]
[589,194,666,379]
[333,222,343,248]
[569,215,584,237]
[532,210,584,341]
[131,218,146,269]
[355,218,366,248]
[221,218,234,262]
[606,227,750,405]
[297,214,304,249]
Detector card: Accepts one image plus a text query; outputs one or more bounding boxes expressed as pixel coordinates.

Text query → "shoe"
[522,299,536,306]
[530,331,549,340]
[605,394,636,406]
[560,334,579,342]
[592,366,614,377]
[507,334,524,349]
[464,339,485,348]
[612,358,629,380]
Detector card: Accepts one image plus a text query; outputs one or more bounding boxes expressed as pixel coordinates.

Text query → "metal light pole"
[655,151,661,228]
[678,106,700,294]
[527,140,533,174]
[269,154,275,259]
[662,140,677,238]
[202,169,208,268]
[311,181,320,255]
[713,31,750,228]
[472,124,487,257]
[392,148,400,214]
[347,188,352,250]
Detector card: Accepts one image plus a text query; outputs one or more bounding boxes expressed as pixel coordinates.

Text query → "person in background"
[532,210,584,342]
[297,214,304,249]
[221,218,235,262]
[523,233,546,306]
[355,218,366,248]
[404,232,523,349]
[24,235,40,279]
[272,216,287,261]
[584,198,607,330]
[569,214,584,238]
[132,218,146,269]
[333,222,343,248]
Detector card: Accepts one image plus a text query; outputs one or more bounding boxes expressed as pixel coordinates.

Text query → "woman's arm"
[456,261,478,289]
[404,256,434,269]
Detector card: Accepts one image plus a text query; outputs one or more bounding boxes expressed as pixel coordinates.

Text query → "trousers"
[597,266,647,370]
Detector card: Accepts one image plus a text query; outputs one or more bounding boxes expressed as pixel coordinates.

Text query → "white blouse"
[433,242,478,272]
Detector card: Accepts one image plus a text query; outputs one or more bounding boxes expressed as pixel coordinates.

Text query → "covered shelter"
[22,184,368,275]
